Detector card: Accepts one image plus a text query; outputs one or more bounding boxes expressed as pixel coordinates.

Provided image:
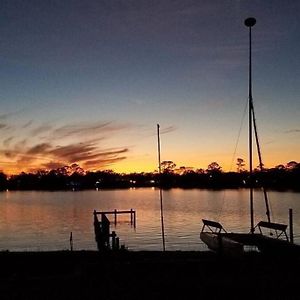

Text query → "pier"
[93,209,136,251]
[97,209,136,227]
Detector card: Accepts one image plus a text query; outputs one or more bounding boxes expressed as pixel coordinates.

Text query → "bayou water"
[0,188,299,251]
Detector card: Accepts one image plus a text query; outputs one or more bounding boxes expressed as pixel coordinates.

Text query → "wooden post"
[289,208,293,243]
[133,211,136,228]
[116,237,120,250]
[70,232,73,251]
[111,231,116,249]
[114,209,117,225]
[101,213,110,247]
[130,208,133,225]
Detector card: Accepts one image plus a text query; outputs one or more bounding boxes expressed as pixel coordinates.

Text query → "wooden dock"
[93,209,136,251]
[97,209,136,227]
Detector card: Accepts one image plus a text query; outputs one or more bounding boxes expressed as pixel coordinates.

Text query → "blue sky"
[0,0,299,174]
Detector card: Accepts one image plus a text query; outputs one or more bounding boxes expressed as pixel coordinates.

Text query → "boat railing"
[201,219,227,234]
[255,221,289,241]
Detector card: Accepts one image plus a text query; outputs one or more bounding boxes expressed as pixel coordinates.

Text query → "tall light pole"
[244,17,256,234]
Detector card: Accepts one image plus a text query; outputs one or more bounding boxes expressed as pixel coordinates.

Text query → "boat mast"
[251,104,271,223]
[157,124,166,251]
[244,17,256,234]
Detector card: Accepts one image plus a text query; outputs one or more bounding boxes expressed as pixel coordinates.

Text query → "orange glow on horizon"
[1,149,299,176]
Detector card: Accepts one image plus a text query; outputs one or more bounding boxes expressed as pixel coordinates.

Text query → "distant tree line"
[0,160,299,191]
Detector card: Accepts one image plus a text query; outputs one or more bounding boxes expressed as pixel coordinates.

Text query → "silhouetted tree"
[1,160,299,191]
[275,164,285,170]
[161,161,176,173]
[236,158,245,173]
[286,161,298,170]
[0,172,7,190]
[206,162,222,173]
[70,163,85,175]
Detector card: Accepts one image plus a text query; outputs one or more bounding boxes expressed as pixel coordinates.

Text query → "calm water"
[0,188,299,251]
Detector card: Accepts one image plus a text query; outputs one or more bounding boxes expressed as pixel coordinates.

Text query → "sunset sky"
[0,1,299,175]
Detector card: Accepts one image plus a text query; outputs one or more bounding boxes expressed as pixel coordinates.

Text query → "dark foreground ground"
[1,250,299,300]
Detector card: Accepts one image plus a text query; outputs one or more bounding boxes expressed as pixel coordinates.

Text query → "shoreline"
[1,186,300,192]
[1,250,300,299]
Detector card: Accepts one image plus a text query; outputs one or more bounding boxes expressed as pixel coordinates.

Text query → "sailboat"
[200,17,299,256]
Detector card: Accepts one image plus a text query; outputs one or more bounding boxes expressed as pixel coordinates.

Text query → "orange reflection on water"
[0,189,299,251]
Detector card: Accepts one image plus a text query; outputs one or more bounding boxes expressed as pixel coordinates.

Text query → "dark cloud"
[4,151,16,159]
[49,143,97,162]
[96,148,128,156]
[27,143,52,155]
[42,161,65,170]
[8,140,129,171]
[10,142,128,169]
[1,139,30,160]
[83,156,127,169]
[49,143,128,164]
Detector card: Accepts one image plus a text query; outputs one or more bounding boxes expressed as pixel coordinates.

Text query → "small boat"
[200,220,244,256]
[200,219,299,255]
[200,17,300,256]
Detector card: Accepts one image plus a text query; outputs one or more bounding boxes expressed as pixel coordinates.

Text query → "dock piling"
[70,232,73,251]
[111,231,117,249]
[289,208,294,244]
[93,209,136,251]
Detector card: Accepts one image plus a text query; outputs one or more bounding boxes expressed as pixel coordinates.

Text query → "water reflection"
[0,188,299,251]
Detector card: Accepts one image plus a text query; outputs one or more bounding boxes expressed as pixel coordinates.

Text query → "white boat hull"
[200,232,244,256]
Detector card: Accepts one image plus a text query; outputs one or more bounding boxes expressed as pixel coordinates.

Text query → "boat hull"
[201,232,300,256]
[200,232,244,256]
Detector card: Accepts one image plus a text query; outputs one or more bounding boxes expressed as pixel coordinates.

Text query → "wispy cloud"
[26,143,52,155]
[31,124,53,136]
[285,129,300,134]
[0,109,27,120]
[82,156,127,169]
[0,120,132,173]
[3,136,14,147]
[0,113,16,120]
[42,161,66,170]
[160,125,177,135]
[0,123,8,130]
[146,125,177,137]
[52,122,111,138]
[49,121,131,141]
[23,120,33,128]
